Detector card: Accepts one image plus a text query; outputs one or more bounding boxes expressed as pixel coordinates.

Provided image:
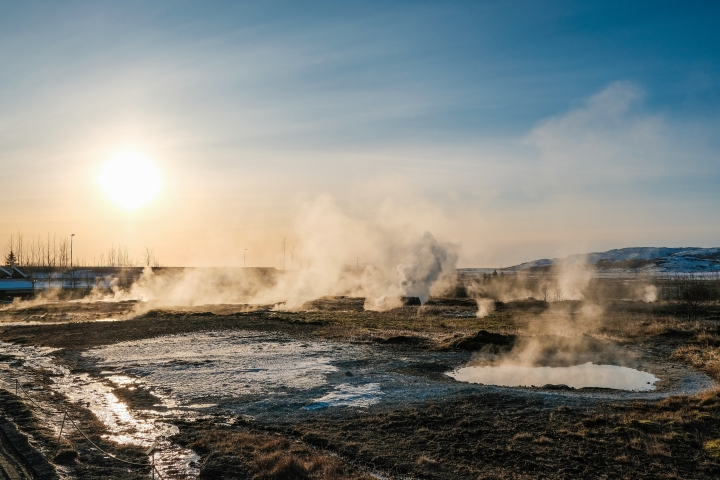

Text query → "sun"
[98,151,163,210]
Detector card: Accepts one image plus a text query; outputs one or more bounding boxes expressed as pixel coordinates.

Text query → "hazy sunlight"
[98,151,163,210]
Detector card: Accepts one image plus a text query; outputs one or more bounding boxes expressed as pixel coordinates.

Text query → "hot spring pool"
[449,362,659,391]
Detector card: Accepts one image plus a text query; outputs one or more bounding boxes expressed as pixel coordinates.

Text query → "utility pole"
[70,234,75,291]
[244,249,247,268]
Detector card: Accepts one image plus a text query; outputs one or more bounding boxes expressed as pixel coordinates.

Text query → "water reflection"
[449,362,659,391]
[0,341,199,479]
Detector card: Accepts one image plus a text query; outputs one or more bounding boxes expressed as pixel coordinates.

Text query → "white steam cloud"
[90,195,458,312]
[475,298,495,318]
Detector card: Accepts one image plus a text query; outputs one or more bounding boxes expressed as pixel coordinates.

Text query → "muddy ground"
[1,297,720,479]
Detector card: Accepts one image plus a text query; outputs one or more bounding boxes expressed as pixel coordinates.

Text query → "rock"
[452,330,516,350]
[53,449,79,464]
[401,296,422,306]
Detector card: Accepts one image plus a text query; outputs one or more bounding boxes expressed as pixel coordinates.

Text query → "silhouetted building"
[0,265,34,300]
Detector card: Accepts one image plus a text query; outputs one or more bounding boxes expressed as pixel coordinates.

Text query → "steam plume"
[84,195,459,312]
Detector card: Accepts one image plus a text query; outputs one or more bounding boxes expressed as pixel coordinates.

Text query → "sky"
[1,1,719,268]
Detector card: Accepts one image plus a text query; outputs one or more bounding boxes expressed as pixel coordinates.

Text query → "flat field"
[1,292,720,479]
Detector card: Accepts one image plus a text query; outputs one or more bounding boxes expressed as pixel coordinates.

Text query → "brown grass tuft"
[190,429,360,479]
[533,435,553,445]
[645,436,671,457]
[705,439,720,458]
[512,432,533,441]
[416,455,439,468]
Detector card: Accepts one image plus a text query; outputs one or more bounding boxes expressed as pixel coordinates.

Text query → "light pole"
[244,249,248,268]
[70,234,75,292]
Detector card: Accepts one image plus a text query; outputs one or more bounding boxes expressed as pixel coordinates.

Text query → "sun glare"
[98,151,163,210]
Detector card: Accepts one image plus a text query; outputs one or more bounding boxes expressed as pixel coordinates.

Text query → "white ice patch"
[307,383,382,409]
[449,362,659,391]
[88,331,347,402]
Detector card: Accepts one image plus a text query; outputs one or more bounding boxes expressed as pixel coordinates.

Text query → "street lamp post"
[70,234,75,291]
[244,249,248,268]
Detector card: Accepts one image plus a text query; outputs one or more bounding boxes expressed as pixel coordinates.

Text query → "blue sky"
[1,1,719,266]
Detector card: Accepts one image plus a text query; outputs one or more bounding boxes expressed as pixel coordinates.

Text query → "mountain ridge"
[503,247,720,273]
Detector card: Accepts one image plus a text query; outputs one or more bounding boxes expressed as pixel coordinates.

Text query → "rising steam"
[86,195,458,313]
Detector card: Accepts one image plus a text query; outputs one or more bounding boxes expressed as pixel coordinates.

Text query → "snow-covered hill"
[505,247,720,274]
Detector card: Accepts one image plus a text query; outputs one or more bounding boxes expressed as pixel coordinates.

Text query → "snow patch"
[307,383,383,409]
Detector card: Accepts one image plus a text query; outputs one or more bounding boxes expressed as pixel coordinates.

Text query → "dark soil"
[0,311,318,351]
[0,387,150,479]
[3,297,720,478]
[286,392,720,479]
[168,389,720,480]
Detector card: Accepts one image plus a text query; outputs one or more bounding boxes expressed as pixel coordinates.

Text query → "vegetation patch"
[173,423,373,480]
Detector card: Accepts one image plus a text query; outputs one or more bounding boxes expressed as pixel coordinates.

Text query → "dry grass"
[674,345,720,380]
[511,432,533,442]
[705,439,720,458]
[188,428,371,480]
[304,297,716,359]
[645,435,672,457]
[415,455,439,468]
[533,435,553,445]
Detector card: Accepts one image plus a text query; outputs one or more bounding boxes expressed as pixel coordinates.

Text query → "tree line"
[3,231,159,268]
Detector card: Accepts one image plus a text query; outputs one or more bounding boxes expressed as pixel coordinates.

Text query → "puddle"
[449,362,659,391]
[0,342,199,479]
[85,330,468,417]
[87,331,343,402]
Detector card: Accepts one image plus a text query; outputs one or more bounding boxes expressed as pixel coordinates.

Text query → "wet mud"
[1,299,720,478]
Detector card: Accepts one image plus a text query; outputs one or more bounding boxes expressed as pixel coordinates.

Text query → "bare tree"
[28,235,38,266]
[46,232,52,267]
[665,274,716,320]
[540,282,549,303]
[108,245,116,267]
[107,244,134,267]
[142,247,155,267]
[16,232,24,266]
[59,237,70,267]
[281,238,286,271]
[52,233,58,267]
[120,245,134,267]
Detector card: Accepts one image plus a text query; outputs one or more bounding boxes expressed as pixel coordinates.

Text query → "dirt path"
[0,443,27,480]
[0,419,34,480]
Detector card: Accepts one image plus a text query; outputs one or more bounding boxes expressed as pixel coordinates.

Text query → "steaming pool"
[449,363,659,391]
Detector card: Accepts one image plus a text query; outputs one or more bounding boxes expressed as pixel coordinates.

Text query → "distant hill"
[503,247,720,273]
